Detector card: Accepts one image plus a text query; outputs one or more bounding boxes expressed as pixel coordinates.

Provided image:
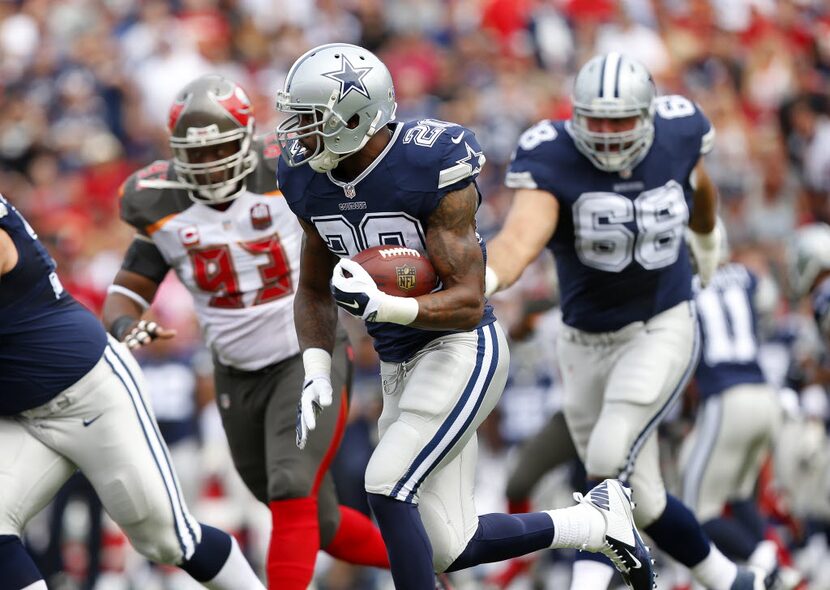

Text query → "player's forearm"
[410,283,484,331]
[486,234,534,292]
[294,286,338,353]
[102,292,144,338]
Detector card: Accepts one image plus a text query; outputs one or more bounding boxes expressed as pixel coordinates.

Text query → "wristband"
[302,347,332,379]
[484,266,500,297]
[375,294,419,325]
[110,315,137,341]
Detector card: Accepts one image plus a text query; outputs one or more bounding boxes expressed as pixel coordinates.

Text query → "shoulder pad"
[119,160,192,234]
[396,120,485,194]
[506,120,574,191]
[653,95,715,155]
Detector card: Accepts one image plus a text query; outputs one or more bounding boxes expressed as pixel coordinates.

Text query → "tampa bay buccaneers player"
[102,74,388,589]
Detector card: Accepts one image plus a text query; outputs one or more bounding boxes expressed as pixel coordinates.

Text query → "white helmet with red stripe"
[168,74,257,204]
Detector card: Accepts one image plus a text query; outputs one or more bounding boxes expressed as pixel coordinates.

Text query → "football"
[352,245,438,297]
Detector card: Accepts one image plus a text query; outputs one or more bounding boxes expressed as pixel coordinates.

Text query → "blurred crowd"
[3,0,830,588]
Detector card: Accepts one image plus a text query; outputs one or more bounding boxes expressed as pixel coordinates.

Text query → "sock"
[179,524,230,581]
[730,499,766,544]
[508,498,531,514]
[568,556,616,590]
[644,494,711,566]
[368,493,435,589]
[199,534,265,590]
[324,505,390,568]
[446,512,554,571]
[267,498,319,590]
[0,535,45,589]
[702,517,759,561]
[690,544,739,590]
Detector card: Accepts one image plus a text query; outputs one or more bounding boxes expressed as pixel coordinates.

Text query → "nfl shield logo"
[250,203,272,230]
[396,264,417,291]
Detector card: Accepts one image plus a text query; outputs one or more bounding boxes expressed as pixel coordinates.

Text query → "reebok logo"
[83,414,103,427]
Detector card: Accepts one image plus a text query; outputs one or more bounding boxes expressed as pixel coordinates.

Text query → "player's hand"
[330,259,385,321]
[123,320,177,350]
[296,375,333,449]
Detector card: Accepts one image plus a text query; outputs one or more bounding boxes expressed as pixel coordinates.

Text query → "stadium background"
[2,0,830,588]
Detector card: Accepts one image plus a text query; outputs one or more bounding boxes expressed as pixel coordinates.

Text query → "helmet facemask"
[571,103,655,173]
[569,53,657,174]
[170,119,257,204]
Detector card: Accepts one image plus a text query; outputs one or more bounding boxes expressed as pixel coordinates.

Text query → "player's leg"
[0,415,75,590]
[365,323,652,589]
[583,302,757,590]
[58,341,264,589]
[363,324,509,587]
[262,335,387,588]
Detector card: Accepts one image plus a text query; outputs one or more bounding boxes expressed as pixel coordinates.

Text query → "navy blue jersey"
[279,119,495,362]
[0,194,107,414]
[694,264,766,399]
[506,95,714,332]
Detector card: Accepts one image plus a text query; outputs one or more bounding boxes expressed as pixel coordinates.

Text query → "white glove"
[296,375,333,450]
[686,225,721,287]
[296,348,333,450]
[330,258,418,325]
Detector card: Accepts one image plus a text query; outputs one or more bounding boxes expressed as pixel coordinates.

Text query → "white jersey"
[151,191,301,370]
[120,137,302,370]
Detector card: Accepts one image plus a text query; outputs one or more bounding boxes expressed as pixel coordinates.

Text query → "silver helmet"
[168,74,256,204]
[789,223,830,297]
[275,43,397,173]
[570,52,656,173]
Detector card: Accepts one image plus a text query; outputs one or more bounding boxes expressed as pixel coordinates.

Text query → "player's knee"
[631,482,667,528]
[585,418,632,478]
[419,493,467,573]
[0,509,23,537]
[124,517,185,565]
[266,465,313,501]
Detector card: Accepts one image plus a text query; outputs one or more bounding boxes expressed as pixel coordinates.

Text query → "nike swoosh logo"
[340,300,360,309]
[83,414,103,427]
[620,545,642,569]
[450,131,465,144]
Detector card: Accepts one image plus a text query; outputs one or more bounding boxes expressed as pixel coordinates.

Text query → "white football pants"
[558,300,699,526]
[681,383,781,521]
[0,336,201,565]
[364,322,509,573]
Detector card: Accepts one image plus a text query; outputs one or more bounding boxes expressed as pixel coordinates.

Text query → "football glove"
[123,320,175,350]
[330,259,418,325]
[296,374,333,450]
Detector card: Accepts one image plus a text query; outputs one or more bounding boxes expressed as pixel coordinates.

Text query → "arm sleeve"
[121,236,170,283]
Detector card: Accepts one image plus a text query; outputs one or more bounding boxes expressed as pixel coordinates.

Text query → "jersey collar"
[326,122,403,192]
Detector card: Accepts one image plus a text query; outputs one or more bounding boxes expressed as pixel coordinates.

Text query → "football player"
[276,43,654,590]
[680,227,785,582]
[102,75,388,590]
[486,52,765,590]
[0,193,264,590]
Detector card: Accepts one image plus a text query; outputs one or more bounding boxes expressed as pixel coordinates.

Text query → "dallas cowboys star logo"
[323,55,373,102]
[457,142,486,176]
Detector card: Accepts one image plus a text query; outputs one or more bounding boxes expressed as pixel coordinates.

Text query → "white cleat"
[574,479,656,590]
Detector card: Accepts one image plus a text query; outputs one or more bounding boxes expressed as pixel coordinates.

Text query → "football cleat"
[729,566,768,590]
[574,479,656,590]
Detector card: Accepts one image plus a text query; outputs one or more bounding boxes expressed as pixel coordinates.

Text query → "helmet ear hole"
[346,114,360,129]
